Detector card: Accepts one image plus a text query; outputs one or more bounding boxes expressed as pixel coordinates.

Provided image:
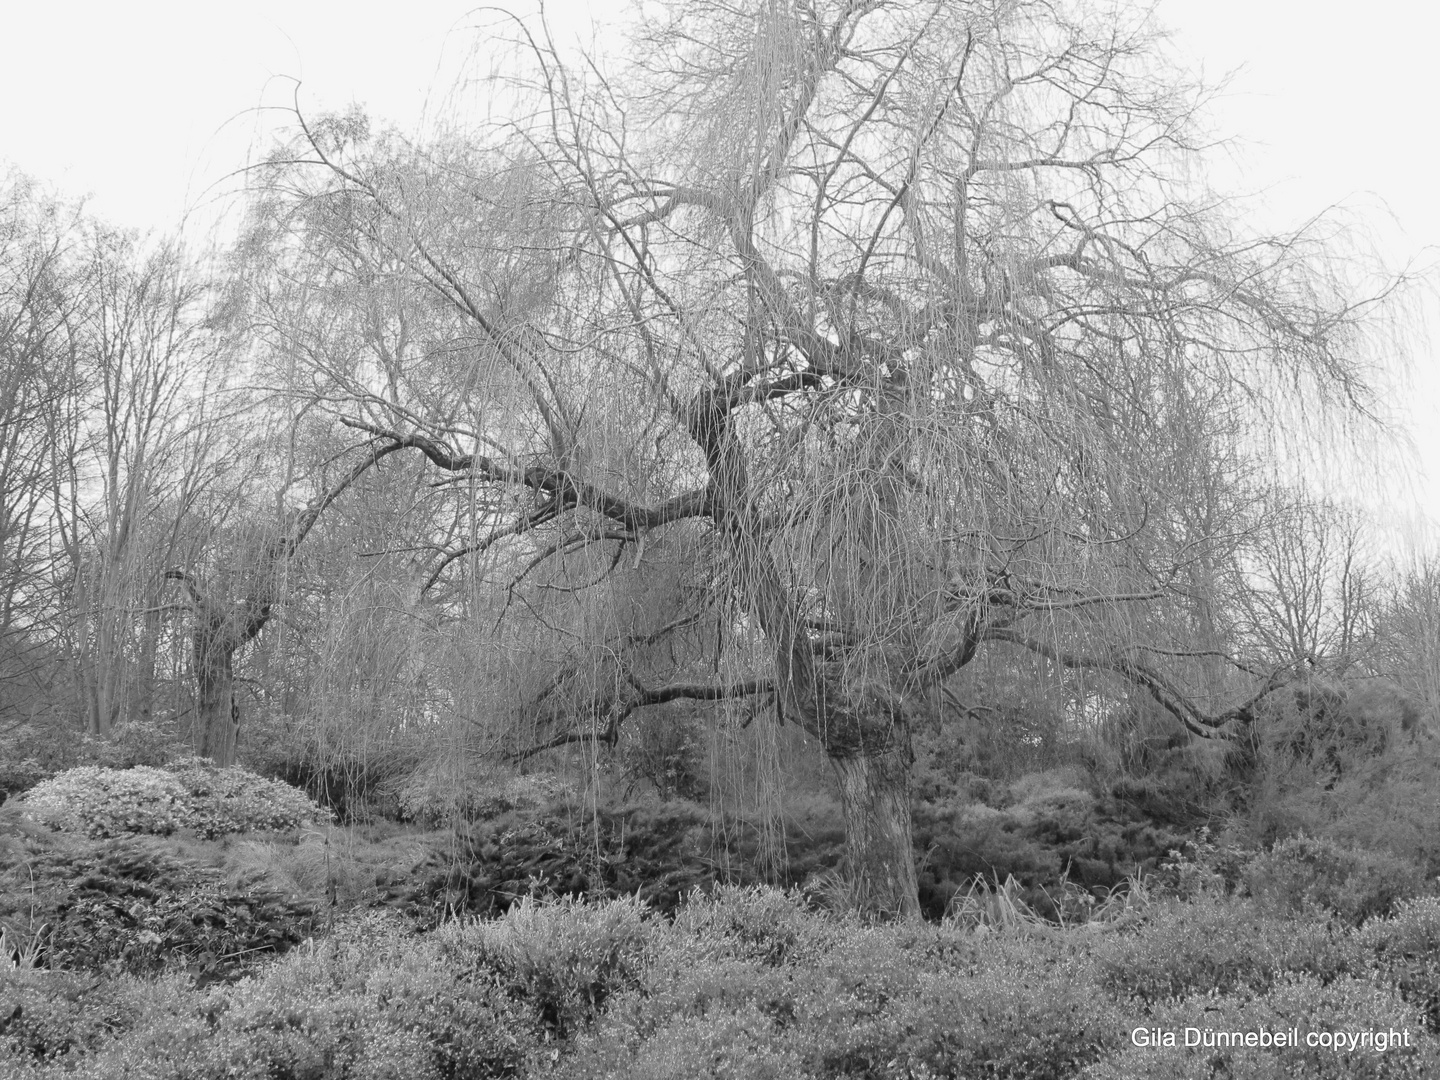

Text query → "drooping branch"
[977,625,1298,739]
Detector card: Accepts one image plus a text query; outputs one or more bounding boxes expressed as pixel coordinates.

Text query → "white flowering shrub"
[21,760,331,839]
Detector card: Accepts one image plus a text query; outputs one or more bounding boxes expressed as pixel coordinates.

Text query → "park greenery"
[2,0,1440,1074]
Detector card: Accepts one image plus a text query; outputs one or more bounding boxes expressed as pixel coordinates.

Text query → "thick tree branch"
[339,417,713,530]
[978,625,1296,740]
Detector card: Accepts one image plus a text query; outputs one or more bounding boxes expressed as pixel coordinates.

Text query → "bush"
[0,758,51,803]
[168,759,333,837]
[400,797,737,923]
[79,719,189,770]
[1357,897,1440,1033]
[440,894,655,1038]
[0,969,191,1069]
[913,769,1188,921]
[670,885,837,966]
[22,766,188,838]
[1099,898,1363,1003]
[2,911,538,1079]
[1244,835,1425,925]
[397,767,572,828]
[899,962,1124,1080]
[20,761,331,839]
[1087,975,1435,1080]
[0,837,318,981]
[571,896,1121,1080]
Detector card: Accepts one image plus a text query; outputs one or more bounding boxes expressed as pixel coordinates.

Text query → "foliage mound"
[439,894,654,1038]
[0,835,317,983]
[21,760,331,839]
[1244,834,1425,926]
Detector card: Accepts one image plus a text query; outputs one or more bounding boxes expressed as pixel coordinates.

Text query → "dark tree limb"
[977,625,1297,739]
[340,416,713,530]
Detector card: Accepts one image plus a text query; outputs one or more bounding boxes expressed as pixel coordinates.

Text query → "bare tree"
[0,172,82,725]
[1237,491,1375,671]
[241,0,1404,913]
[43,230,224,738]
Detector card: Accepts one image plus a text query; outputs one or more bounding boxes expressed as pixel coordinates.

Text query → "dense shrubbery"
[398,768,574,829]
[439,895,654,1038]
[397,792,844,924]
[1358,898,1440,1033]
[913,766,1187,920]
[1091,976,1434,1079]
[1098,897,1365,1002]
[1,911,536,1078]
[1244,834,1425,925]
[0,837,317,982]
[4,883,1439,1078]
[21,760,331,839]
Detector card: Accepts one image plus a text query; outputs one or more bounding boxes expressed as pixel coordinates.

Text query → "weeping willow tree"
[239,0,1402,914]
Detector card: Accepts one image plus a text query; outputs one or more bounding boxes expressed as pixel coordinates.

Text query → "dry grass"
[943,870,1154,935]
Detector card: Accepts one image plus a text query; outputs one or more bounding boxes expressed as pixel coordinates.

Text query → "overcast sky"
[4,0,1437,545]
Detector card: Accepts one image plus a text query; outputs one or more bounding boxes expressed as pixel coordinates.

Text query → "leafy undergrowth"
[0,825,320,985]
[391,795,845,925]
[3,884,1438,1078]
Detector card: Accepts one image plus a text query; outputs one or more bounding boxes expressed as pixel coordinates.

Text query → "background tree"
[53,229,222,739]
[0,172,81,732]
[1236,491,1376,671]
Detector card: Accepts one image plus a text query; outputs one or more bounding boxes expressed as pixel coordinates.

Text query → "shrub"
[8,911,538,1079]
[1357,897,1440,1033]
[400,797,730,923]
[0,837,318,981]
[20,761,331,839]
[669,884,837,966]
[572,898,1120,1080]
[168,759,332,837]
[1244,834,1425,925]
[79,719,189,770]
[899,963,1124,1080]
[0,969,190,1069]
[1153,827,1251,900]
[1099,897,1363,1003]
[913,769,1188,921]
[0,758,51,803]
[439,894,654,1038]
[397,765,573,828]
[22,766,188,838]
[1087,975,1435,1080]
[568,1003,806,1080]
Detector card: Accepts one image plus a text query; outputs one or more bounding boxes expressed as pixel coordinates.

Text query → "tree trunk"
[193,632,239,767]
[829,725,920,919]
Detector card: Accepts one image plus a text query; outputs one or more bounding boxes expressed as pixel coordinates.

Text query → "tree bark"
[829,727,920,919]
[193,633,239,766]
[164,576,249,767]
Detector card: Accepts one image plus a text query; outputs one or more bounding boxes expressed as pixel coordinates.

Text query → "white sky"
[4,0,1438,546]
